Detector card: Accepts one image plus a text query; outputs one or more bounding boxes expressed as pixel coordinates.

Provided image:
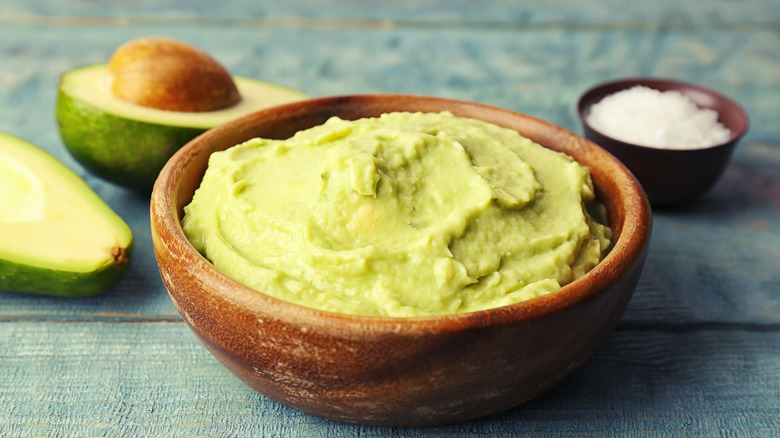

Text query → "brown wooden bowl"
[150,94,652,427]
[578,77,750,207]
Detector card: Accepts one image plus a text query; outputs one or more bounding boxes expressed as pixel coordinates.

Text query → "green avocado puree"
[182,111,611,317]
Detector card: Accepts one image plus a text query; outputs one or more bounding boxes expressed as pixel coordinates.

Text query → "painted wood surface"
[1,1,779,436]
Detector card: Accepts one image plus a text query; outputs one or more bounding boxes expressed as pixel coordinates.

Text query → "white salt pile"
[586,85,732,149]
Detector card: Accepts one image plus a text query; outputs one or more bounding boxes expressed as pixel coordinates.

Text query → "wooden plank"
[1,0,778,25]
[0,17,776,138]
[1,321,777,436]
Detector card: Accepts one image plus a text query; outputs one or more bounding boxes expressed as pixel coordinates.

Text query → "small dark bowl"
[577,78,749,207]
[151,94,652,427]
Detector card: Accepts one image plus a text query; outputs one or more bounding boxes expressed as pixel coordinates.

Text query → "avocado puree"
[182,111,611,317]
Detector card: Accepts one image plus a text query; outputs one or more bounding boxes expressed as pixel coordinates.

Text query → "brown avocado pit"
[108,37,241,112]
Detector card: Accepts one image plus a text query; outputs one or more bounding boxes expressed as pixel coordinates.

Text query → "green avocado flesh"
[56,64,308,191]
[0,132,133,297]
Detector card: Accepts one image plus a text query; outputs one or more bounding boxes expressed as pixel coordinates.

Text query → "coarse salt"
[586,85,731,149]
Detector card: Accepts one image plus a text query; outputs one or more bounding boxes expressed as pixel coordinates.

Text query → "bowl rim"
[151,93,652,335]
[577,76,750,152]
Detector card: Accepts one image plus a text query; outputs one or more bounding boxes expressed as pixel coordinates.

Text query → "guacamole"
[182,111,611,317]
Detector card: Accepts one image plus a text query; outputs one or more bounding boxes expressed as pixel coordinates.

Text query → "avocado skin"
[0,244,132,297]
[56,88,205,192]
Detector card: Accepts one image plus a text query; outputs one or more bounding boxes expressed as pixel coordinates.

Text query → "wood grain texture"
[1,323,777,436]
[1,0,778,436]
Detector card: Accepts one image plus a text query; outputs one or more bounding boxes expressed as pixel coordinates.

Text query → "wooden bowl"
[577,77,750,207]
[150,94,652,427]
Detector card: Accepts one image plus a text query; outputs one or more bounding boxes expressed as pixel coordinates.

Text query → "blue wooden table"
[1,1,779,436]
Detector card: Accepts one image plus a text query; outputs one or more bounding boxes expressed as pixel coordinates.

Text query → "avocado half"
[55,64,308,191]
[0,131,133,297]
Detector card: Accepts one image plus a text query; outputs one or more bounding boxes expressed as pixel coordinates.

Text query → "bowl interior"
[155,94,651,327]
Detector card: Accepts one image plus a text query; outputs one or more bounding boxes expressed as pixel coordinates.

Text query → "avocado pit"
[108,37,241,112]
